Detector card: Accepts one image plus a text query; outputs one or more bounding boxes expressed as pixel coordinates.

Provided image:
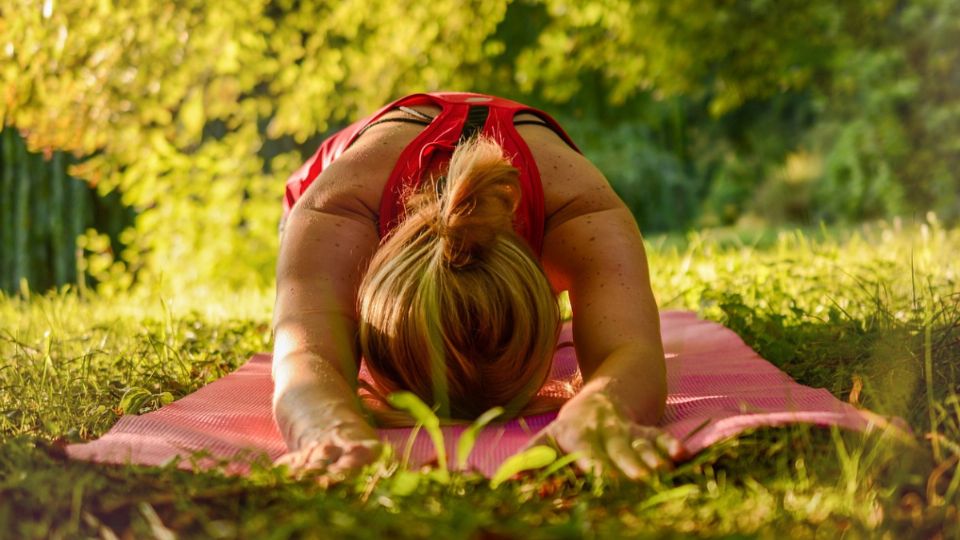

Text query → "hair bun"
[436,137,520,268]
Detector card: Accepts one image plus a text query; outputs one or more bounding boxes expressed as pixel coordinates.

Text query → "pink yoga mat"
[67,311,884,477]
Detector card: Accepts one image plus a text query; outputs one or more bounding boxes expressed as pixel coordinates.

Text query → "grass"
[1,214,958,538]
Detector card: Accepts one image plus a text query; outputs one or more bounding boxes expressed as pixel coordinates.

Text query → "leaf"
[636,485,701,511]
[456,406,503,470]
[178,90,205,145]
[489,445,557,489]
[387,391,447,474]
[118,387,152,415]
[386,391,439,429]
[389,470,420,497]
[427,469,450,485]
[536,451,584,481]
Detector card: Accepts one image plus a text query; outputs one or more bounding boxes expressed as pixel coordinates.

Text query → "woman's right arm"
[272,156,383,473]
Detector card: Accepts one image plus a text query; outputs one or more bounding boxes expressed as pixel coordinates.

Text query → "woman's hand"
[275,416,382,478]
[531,391,685,480]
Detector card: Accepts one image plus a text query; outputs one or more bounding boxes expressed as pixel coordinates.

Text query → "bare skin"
[272,105,682,479]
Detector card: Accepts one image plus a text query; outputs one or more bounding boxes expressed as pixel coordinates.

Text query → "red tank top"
[282,92,581,255]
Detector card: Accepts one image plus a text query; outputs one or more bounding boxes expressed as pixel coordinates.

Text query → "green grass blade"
[925,317,941,461]
[535,451,583,481]
[387,391,447,474]
[489,445,557,489]
[636,485,701,512]
[456,406,503,471]
[389,470,421,497]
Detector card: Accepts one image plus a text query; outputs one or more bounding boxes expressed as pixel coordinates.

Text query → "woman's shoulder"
[520,129,626,235]
[293,104,443,222]
[292,126,419,223]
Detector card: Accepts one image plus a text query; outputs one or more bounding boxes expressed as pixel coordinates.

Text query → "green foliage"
[1,0,519,291]
[456,406,504,470]
[489,446,558,489]
[2,0,958,290]
[386,391,449,477]
[806,0,960,224]
[560,107,703,231]
[513,0,854,111]
[0,128,132,294]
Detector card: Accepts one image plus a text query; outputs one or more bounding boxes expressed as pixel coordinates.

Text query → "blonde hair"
[358,136,560,424]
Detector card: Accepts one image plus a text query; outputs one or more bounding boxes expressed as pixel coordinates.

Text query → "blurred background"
[1,0,957,295]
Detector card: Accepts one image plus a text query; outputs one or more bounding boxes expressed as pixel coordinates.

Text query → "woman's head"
[358,136,560,421]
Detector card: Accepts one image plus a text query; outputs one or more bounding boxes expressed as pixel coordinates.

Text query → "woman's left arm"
[539,156,682,479]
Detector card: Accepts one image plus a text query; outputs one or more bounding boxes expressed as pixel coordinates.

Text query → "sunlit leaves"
[514,0,873,111]
[1,0,523,290]
[1,0,947,291]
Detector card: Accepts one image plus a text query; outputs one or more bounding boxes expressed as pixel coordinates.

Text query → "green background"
[2,0,958,293]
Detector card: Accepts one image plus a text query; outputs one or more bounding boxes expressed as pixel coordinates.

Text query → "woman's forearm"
[272,351,370,450]
[572,341,667,425]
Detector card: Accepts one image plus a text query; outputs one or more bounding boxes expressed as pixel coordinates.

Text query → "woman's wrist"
[558,382,621,423]
[292,407,375,450]
[574,342,668,425]
[275,386,371,450]
[563,374,662,425]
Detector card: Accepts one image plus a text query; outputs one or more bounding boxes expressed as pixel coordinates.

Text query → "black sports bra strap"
[513,118,570,141]
[459,105,489,142]
[354,117,431,139]
[513,119,551,127]
[433,105,490,195]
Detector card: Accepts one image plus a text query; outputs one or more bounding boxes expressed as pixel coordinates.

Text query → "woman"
[272,92,682,480]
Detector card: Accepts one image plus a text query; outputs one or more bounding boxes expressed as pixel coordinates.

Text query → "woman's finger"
[655,432,686,461]
[573,452,603,477]
[274,452,302,468]
[332,423,378,445]
[298,443,341,470]
[275,441,341,474]
[631,437,669,471]
[329,441,382,473]
[604,434,648,480]
[630,425,662,440]
[630,426,686,461]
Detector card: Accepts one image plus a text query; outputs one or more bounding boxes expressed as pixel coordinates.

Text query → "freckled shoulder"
[517,127,625,235]
[295,112,436,223]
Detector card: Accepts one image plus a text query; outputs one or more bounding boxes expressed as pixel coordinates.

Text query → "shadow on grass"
[710,291,960,431]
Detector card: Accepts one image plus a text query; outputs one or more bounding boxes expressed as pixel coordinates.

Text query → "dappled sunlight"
[1,0,959,536]
[648,213,960,325]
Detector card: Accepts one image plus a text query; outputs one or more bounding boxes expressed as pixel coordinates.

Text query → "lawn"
[2,216,958,539]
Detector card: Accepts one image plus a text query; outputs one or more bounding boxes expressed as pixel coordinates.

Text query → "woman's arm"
[538,152,680,478]
[272,155,383,473]
[542,204,666,423]
[541,150,666,421]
